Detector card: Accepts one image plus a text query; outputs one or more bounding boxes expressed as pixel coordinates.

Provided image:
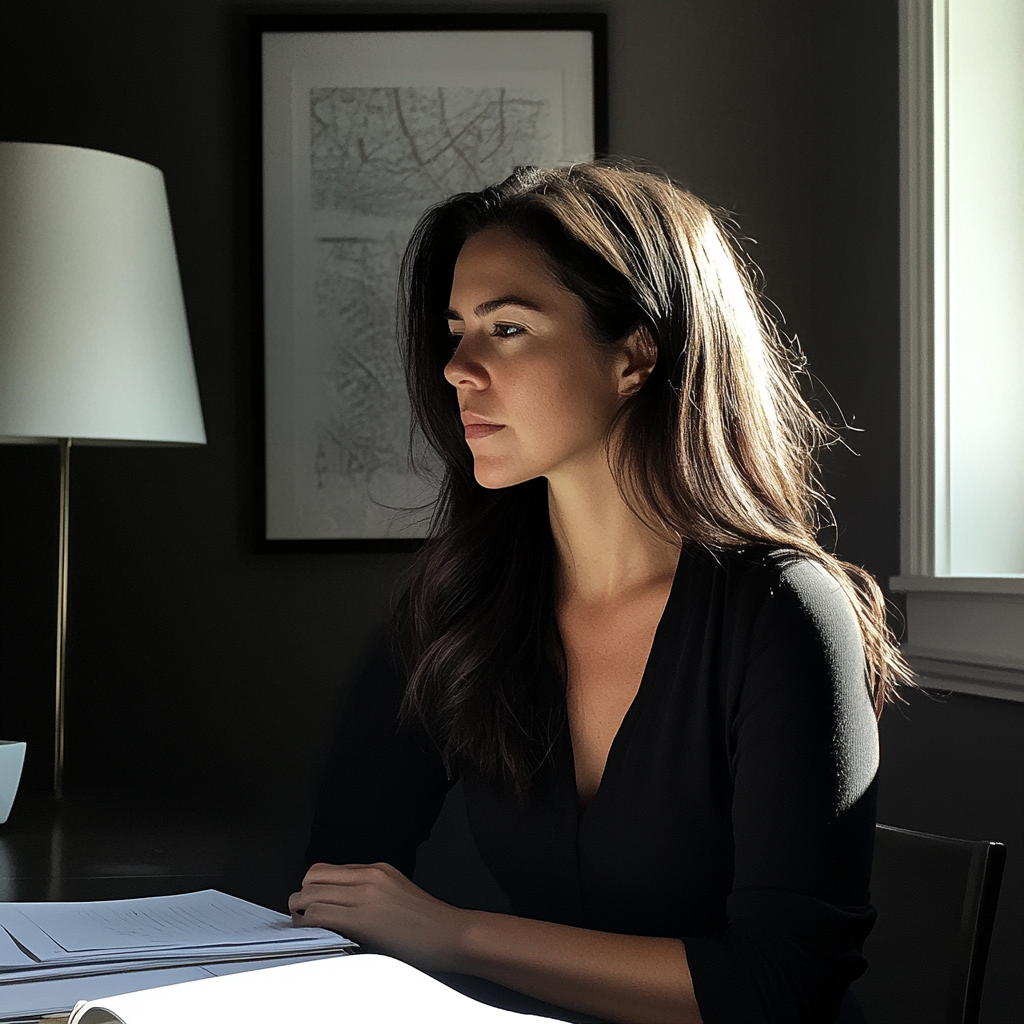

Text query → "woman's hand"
[288,862,469,972]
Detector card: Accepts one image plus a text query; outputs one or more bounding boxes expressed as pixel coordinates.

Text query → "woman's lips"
[465,423,505,439]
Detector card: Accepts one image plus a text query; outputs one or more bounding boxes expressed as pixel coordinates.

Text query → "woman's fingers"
[291,899,363,931]
[302,861,393,886]
[289,863,395,914]
[287,861,466,971]
[288,862,410,920]
[289,883,356,913]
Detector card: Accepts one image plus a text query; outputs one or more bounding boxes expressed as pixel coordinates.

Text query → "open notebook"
[67,953,552,1023]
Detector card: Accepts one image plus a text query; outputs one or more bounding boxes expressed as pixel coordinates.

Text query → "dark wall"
[0,2,1020,1021]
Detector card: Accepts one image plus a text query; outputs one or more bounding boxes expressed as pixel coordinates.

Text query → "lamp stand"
[54,437,71,798]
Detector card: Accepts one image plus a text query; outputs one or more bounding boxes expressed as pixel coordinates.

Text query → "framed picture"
[252,13,608,550]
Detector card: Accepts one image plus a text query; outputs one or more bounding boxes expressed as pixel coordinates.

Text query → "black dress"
[307,546,879,1024]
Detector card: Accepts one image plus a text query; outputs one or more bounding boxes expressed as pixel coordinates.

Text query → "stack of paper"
[0,889,355,1022]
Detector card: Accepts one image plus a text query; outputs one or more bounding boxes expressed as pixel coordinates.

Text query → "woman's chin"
[472,462,531,490]
[474,471,515,490]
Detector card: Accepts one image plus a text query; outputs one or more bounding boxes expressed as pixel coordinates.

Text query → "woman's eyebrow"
[444,295,544,320]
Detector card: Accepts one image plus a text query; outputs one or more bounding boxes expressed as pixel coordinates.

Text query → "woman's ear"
[618,327,658,397]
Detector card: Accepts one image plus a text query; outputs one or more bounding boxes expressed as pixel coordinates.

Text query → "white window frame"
[891,0,1024,702]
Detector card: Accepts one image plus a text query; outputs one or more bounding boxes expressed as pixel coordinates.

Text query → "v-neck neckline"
[568,546,689,820]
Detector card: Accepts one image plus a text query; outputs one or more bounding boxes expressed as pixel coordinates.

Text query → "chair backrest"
[851,823,1006,1024]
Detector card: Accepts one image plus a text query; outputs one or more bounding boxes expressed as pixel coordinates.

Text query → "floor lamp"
[0,142,206,798]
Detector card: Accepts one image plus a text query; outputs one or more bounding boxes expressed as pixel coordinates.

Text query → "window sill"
[890,575,1024,595]
[900,647,1024,703]
[889,578,1024,702]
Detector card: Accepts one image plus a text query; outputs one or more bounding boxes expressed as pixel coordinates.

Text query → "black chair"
[851,823,1006,1024]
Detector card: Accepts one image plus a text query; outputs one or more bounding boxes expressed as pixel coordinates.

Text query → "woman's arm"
[289,861,703,1024]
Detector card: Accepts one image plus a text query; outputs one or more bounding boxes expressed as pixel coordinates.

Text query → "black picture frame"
[251,12,607,552]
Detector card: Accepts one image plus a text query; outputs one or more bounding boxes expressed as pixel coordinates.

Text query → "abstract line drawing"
[314,234,406,485]
[311,87,552,216]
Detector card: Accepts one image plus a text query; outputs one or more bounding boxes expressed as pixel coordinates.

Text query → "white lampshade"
[0,142,205,445]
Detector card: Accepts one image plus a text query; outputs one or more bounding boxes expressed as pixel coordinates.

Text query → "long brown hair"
[394,162,911,796]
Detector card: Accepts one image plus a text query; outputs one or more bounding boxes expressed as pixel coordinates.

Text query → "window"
[892,0,1024,701]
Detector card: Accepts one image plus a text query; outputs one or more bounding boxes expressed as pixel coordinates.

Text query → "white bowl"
[0,741,26,824]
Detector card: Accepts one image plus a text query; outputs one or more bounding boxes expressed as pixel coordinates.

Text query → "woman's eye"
[493,323,524,338]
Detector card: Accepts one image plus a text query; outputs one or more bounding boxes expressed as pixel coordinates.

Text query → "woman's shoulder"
[686,543,859,638]
[689,542,842,587]
[683,548,874,754]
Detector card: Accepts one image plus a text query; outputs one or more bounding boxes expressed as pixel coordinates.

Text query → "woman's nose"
[443,338,489,390]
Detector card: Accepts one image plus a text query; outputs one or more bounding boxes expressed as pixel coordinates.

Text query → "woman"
[290,163,909,1024]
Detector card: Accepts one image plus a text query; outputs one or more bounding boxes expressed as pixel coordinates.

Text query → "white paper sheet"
[9,890,326,953]
[0,925,35,969]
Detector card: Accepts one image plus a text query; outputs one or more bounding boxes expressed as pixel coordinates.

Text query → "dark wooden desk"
[0,788,308,912]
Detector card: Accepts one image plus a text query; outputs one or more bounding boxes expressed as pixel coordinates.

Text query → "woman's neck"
[546,463,681,607]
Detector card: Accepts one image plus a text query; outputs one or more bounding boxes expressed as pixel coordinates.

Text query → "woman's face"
[444,227,626,490]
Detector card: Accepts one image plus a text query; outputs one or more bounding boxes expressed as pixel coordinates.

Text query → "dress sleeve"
[683,556,880,1024]
[305,633,455,879]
